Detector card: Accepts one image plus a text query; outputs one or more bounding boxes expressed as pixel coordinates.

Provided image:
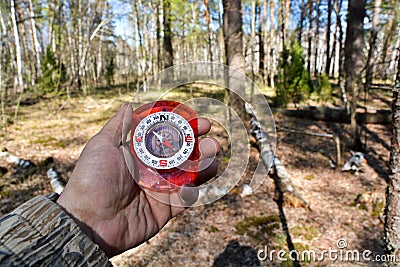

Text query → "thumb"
[98,103,132,146]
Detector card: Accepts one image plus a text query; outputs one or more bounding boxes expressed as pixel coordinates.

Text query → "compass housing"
[130,101,199,191]
[133,111,195,169]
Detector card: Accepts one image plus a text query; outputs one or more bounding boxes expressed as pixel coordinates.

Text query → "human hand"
[56,103,219,257]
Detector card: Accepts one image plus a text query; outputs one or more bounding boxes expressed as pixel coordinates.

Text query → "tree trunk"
[134,0,146,82]
[0,9,6,126]
[257,3,264,79]
[190,2,199,62]
[79,18,111,86]
[250,0,256,78]
[17,4,32,86]
[67,18,76,88]
[262,0,268,83]
[28,0,42,82]
[313,0,320,78]
[77,0,83,90]
[336,0,346,104]
[47,1,54,53]
[155,0,161,72]
[180,15,186,63]
[202,0,213,67]
[145,1,152,76]
[307,0,313,74]
[278,0,286,49]
[55,0,63,84]
[0,7,14,78]
[330,8,338,78]
[217,0,225,64]
[96,30,103,83]
[222,0,246,121]
[163,0,173,69]
[365,0,381,87]
[297,0,306,44]
[384,53,400,267]
[10,0,23,92]
[284,0,290,46]
[344,0,366,150]
[269,0,275,88]
[379,0,395,80]
[325,0,332,76]
[207,4,213,66]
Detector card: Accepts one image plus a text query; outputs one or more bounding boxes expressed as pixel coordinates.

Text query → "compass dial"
[133,111,195,169]
[146,123,182,158]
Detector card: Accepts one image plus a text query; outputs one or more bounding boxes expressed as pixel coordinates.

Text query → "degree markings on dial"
[133,111,195,169]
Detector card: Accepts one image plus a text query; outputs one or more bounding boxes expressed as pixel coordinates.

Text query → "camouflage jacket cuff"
[0,193,111,266]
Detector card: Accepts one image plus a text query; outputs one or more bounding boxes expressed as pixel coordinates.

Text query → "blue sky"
[109,0,131,37]
[109,0,353,41]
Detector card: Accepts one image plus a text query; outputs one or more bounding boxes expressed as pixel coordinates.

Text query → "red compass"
[130,101,199,191]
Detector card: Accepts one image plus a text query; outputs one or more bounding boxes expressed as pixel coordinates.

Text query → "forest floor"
[0,83,392,266]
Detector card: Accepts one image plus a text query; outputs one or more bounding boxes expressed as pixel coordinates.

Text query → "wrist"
[56,194,117,257]
[56,194,95,244]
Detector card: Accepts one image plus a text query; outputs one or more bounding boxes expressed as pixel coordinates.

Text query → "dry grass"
[0,84,391,266]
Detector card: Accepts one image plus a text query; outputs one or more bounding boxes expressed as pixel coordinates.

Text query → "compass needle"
[153,131,164,142]
[162,139,174,150]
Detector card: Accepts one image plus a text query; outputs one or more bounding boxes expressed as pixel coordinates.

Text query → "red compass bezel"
[130,100,199,191]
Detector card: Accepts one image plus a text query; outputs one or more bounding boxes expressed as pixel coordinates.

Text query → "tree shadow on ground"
[369,92,392,109]
[364,147,389,182]
[212,240,260,267]
[325,121,389,181]
[361,124,390,182]
[276,115,346,168]
[359,237,386,267]
[269,171,301,267]
[362,124,390,151]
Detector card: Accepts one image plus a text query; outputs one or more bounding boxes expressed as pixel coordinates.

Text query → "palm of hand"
[57,104,218,257]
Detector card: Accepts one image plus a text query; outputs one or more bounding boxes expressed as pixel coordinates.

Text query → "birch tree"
[306,0,313,74]
[269,0,276,88]
[313,0,321,77]
[379,0,396,80]
[334,0,346,103]
[27,0,42,82]
[325,0,332,75]
[365,0,381,87]
[202,0,213,64]
[10,0,23,92]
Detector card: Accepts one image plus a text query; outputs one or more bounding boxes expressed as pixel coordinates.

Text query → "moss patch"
[304,174,314,181]
[31,136,67,148]
[290,225,319,241]
[235,215,286,247]
[206,226,220,233]
[371,199,385,217]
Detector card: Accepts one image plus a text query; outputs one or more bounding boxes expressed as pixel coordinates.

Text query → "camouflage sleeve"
[0,193,112,266]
